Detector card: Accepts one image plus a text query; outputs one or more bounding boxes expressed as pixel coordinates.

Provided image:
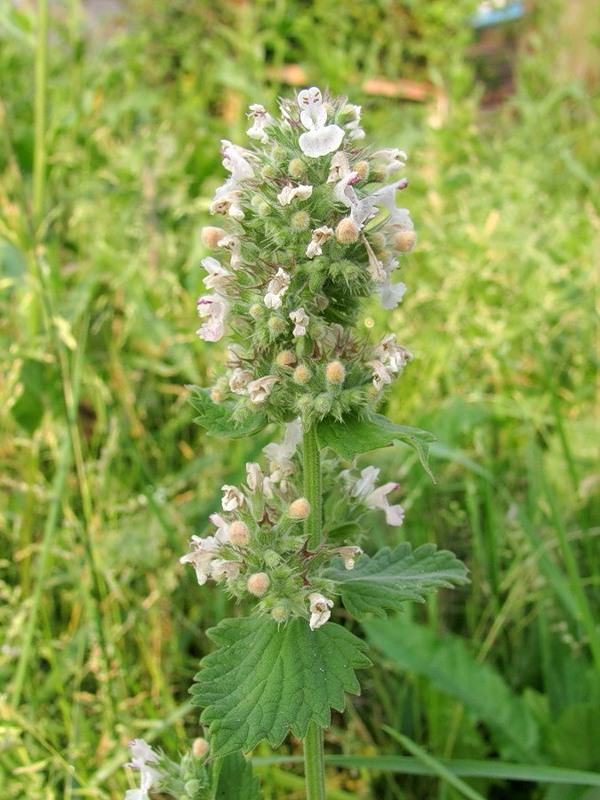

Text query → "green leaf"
[322,544,469,620]
[186,385,267,438]
[214,750,260,800]
[191,616,372,757]
[317,413,436,479]
[364,616,542,762]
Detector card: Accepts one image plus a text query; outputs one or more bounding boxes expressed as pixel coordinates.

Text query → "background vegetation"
[1,0,598,798]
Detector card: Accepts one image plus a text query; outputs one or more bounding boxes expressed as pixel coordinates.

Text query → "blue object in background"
[471,1,525,29]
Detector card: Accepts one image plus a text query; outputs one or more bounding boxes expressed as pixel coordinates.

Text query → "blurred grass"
[0,0,598,798]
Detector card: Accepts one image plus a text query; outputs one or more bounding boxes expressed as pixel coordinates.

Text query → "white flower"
[245,462,264,493]
[221,485,246,512]
[277,184,313,206]
[351,466,404,526]
[289,307,309,337]
[263,419,302,466]
[372,148,408,177]
[209,178,244,220]
[366,359,394,390]
[221,139,254,181]
[196,294,228,342]
[264,268,290,309]
[124,740,162,800]
[308,592,334,630]
[229,367,254,395]
[378,277,407,310]
[180,527,228,585]
[332,170,361,207]
[210,559,242,581]
[216,234,243,269]
[247,375,278,404]
[246,103,273,143]
[209,512,231,542]
[374,334,412,373]
[337,546,363,570]
[327,151,351,183]
[305,226,334,259]
[298,87,345,158]
[201,256,232,291]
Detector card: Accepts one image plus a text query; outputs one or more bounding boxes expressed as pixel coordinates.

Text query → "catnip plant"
[123,87,468,800]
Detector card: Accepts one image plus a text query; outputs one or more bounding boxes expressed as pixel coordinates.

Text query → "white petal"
[299,125,345,158]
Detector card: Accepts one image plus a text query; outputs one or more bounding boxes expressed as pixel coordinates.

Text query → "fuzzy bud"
[291,210,311,231]
[354,160,370,180]
[229,520,250,547]
[249,303,263,320]
[201,226,227,248]
[263,549,280,568]
[313,294,329,311]
[210,388,225,403]
[271,604,289,623]
[268,316,287,337]
[287,497,311,519]
[293,364,311,384]
[288,158,306,179]
[192,738,210,759]
[325,360,346,385]
[261,164,278,180]
[370,232,386,250]
[393,230,417,253]
[247,572,270,597]
[335,217,360,244]
[371,164,387,182]
[276,350,297,368]
[313,394,332,415]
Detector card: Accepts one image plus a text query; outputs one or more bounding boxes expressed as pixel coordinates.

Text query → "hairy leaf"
[214,750,260,800]
[187,385,267,438]
[322,544,469,620]
[317,413,436,479]
[191,617,372,757]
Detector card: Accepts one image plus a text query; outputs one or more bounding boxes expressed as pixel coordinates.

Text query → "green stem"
[302,421,322,551]
[33,0,48,227]
[301,420,325,799]
[304,721,326,800]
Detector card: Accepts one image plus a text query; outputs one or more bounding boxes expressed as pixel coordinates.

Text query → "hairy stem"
[302,420,326,798]
[304,718,326,800]
[302,421,322,551]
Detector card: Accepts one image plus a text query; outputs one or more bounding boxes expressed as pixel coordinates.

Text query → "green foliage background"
[0,0,598,798]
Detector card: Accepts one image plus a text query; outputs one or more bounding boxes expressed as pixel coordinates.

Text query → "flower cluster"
[184,87,416,630]
[197,87,415,428]
[180,421,406,628]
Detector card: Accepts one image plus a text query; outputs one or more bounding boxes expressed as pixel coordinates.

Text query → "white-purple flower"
[348,466,405,526]
[297,87,345,158]
[246,103,273,143]
[277,184,313,206]
[221,139,255,181]
[124,740,162,800]
[196,294,228,342]
[289,307,309,337]
[308,592,334,630]
[247,375,278,404]
[264,268,290,309]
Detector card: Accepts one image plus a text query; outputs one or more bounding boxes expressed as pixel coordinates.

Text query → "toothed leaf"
[322,544,469,620]
[191,616,371,757]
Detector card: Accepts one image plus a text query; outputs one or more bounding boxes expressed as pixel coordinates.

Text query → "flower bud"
[313,394,332,415]
[287,497,311,519]
[276,350,297,368]
[293,364,311,384]
[271,604,289,623]
[291,210,310,231]
[210,388,225,403]
[247,572,270,597]
[192,738,210,759]
[249,303,263,320]
[393,230,417,253]
[313,294,329,311]
[354,160,370,180]
[288,158,306,179]
[261,164,278,180]
[370,232,386,250]
[201,226,227,248]
[263,549,280,568]
[371,164,387,182]
[229,520,250,547]
[325,360,346,385]
[335,217,360,244]
[268,316,287,337]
